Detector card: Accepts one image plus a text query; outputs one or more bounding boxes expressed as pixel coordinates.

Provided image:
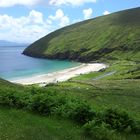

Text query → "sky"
[0,0,140,43]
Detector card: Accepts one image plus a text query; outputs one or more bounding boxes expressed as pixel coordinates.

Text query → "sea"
[0,46,80,81]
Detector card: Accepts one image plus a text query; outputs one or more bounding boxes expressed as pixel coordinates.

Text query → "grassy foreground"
[0,107,87,140]
[0,73,140,140]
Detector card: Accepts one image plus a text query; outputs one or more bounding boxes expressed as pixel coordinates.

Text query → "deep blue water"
[0,46,80,80]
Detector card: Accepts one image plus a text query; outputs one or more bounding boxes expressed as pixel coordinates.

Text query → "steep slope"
[23,7,140,62]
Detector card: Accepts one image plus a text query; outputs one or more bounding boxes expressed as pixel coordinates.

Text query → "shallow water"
[0,46,80,80]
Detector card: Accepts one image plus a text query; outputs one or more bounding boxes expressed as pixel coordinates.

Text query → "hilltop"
[23,7,140,63]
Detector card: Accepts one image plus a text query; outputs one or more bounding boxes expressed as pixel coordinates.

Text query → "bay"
[0,46,80,80]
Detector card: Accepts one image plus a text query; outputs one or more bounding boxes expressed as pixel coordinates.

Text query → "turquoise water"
[0,46,80,80]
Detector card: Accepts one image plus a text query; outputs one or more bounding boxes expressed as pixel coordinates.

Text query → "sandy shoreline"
[11,63,107,85]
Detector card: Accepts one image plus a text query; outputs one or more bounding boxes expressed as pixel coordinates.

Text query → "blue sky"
[0,0,139,43]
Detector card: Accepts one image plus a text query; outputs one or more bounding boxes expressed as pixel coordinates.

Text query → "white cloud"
[49,9,70,27]
[0,9,71,43]
[29,10,44,24]
[49,9,64,20]
[0,10,51,43]
[0,0,97,7]
[0,0,41,7]
[49,0,96,6]
[83,8,93,19]
[103,11,110,15]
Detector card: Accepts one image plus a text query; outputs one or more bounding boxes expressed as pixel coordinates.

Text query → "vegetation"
[23,7,140,63]
[71,60,140,80]
[0,78,140,139]
[83,108,140,140]
[0,7,140,140]
[0,107,86,140]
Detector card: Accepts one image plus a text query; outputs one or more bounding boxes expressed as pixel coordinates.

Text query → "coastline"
[11,63,107,85]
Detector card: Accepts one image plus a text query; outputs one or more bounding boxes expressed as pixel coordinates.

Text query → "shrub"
[0,92,14,106]
[29,93,69,115]
[49,96,68,117]
[102,108,140,133]
[70,101,95,124]
[29,94,55,114]
[0,86,139,136]
[14,94,30,109]
[0,91,30,108]
[83,120,120,140]
[131,120,140,134]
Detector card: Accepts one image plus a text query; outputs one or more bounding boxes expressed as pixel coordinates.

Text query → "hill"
[23,7,140,62]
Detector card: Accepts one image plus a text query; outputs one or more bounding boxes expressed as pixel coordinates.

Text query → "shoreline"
[11,63,107,86]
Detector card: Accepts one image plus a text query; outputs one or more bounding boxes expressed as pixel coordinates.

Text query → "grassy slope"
[0,79,90,140]
[23,7,140,62]
[0,78,140,139]
[0,107,87,140]
[46,79,140,120]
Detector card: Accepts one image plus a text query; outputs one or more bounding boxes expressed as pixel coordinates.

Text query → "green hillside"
[1,7,140,140]
[23,7,140,62]
[0,77,140,140]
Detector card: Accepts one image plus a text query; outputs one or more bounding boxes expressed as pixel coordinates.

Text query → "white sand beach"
[11,63,107,85]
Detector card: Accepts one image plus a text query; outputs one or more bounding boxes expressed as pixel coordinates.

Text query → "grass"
[23,7,140,63]
[46,79,140,119]
[45,60,140,120]
[71,60,140,81]
[0,78,140,140]
[0,61,140,140]
[0,107,88,140]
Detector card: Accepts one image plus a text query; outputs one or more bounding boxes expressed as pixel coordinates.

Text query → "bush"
[83,108,140,140]
[102,108,140,133]
[14,94,30,109]
[0,86,139,136]
[29,94,57,115]
[0,91,30,108]
[70,101,95,124]
[131,120,140,134]
[0,92,12,106]
[103,108,131,131]
[83,120,120,140]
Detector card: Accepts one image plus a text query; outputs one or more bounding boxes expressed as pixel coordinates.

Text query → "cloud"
[0,0,97,7]
[29,10,44,24]
[103,11,110,15]
[49,9,70,27]
[49,0,96,6]
[0,10,51,43]
[0,9,70,43]
[83,8,93,19]
[0,0,41,7]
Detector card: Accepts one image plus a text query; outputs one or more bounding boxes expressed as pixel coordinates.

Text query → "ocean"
[0,46,80,80]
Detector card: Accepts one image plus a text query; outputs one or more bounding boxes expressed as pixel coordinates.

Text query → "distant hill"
[23,7,140,62]
[0,40,28,47]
